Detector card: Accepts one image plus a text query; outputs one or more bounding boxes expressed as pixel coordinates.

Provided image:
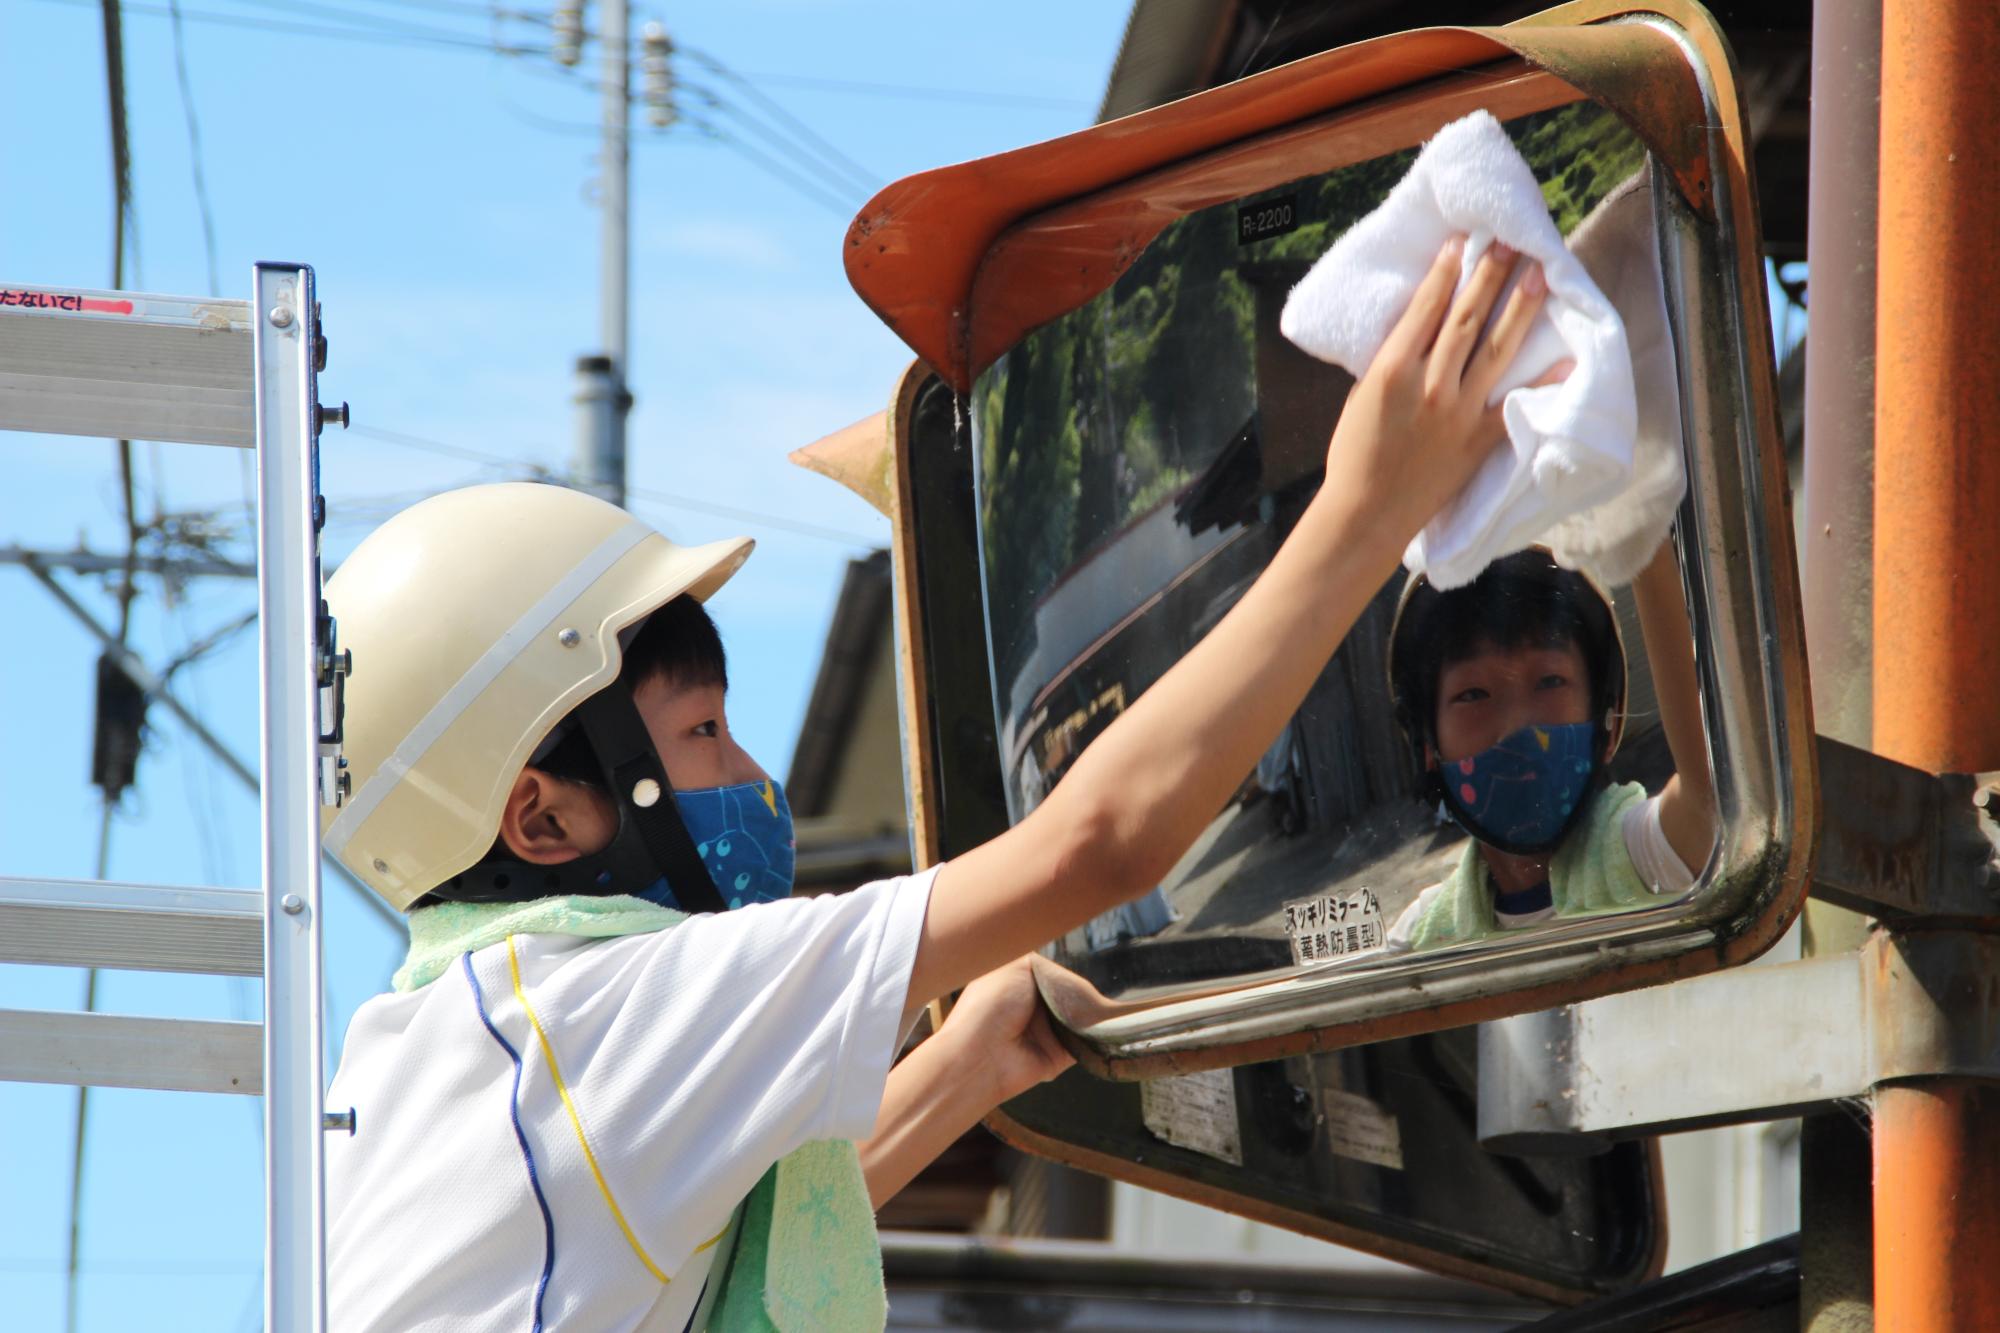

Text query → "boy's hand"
[1322,238,1565,541]
[860,956,1075,1208]
[938,956,1076,1107]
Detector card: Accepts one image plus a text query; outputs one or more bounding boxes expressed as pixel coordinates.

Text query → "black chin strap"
[426,685,727,912]
[573,685,727,913]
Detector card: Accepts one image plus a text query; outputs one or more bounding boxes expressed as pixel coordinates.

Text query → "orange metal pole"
[1873,1,2000,770]
[1873,1084,2000,1329]
[1872,1,2000,1327]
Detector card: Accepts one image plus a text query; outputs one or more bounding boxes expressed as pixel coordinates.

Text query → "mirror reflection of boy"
[1382,539,1715,952]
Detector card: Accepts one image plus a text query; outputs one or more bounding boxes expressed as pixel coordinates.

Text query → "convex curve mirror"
[805,362,1671,1300]
[844,2,1812,1082]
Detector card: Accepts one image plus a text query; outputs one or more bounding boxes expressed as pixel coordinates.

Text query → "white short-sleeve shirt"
[326,867,936,1332]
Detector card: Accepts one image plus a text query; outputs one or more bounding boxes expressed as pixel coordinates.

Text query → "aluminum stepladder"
[0,265,347,1330]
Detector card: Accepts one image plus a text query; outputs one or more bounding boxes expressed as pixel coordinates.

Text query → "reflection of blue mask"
[639,779,796,911]
[1437,721,1597,854]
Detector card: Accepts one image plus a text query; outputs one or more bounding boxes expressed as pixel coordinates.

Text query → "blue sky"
[0,2,1128,1325]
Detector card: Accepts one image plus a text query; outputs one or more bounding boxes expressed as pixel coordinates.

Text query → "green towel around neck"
[394,892,686,992]
[1403,780,1657,953]
[395,893,888,1330]
[711,1141,888,1332]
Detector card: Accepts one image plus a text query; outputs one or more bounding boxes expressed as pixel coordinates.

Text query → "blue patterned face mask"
[638,778,796,911]
[1437,721,1598,855]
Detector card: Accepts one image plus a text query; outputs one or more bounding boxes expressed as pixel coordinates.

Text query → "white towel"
[1280,109,1639,589]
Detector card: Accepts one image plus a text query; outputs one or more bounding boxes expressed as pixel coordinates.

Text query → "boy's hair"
[524,593,728,793]
[1388,550,1623,757]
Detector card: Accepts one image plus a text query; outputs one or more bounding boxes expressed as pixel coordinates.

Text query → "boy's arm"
[858,958,1070,1208]
[1629,537,1717,874]
[904,240,1559,1024]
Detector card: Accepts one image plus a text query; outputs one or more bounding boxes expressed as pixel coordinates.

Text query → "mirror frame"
[845,0,1815,1080]
[809,364,1668,1301]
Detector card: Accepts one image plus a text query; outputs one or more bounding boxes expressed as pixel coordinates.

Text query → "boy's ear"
[497,767,613,864]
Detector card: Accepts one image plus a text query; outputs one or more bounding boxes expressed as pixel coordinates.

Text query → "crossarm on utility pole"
[17,555,402,934]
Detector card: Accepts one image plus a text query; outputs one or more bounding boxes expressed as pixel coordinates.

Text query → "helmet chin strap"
[426,685,728,912]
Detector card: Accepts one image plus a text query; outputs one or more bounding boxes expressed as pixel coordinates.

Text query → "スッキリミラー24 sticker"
[1281,888,1385,965]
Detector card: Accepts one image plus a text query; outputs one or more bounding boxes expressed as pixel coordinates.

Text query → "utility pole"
[569,0,631,507]
[1871,0,2000,1324]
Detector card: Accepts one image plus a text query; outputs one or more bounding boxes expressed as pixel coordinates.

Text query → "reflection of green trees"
[1257,147,1417,266]
[974,102,1643,686]
[1513,103,1648,233]
[975,204,1259,682]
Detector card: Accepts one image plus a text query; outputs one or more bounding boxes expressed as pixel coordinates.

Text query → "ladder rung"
[0,876,263,976]
[0,1008,261,1094]
[0,285,254,447]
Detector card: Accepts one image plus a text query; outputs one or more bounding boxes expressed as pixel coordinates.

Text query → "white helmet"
[322,482,752,912]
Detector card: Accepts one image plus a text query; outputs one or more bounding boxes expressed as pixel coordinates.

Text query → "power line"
[0,545,255,580]
[494,48,869,210]
[682,112,856,217]
[348,422,552,470]
[358,1,1093,112]
[680,81,870,205]
[495,76,869,216]
[167,0,222,296]
[348,423,878,547]
[171,599,236,894]
[680,113,860,217]
[493,87,600,139]
[678,46,879,194]
[0,1257,262,1276]
[623,485,878,550]
[40,0,890,220]
[160,607,258,683]
[328,0,542,22]
[30,0,551,56]
[72,1,143,1322]
[711,67,1092,113]
[210,0,520,47]
[492,93,864,218]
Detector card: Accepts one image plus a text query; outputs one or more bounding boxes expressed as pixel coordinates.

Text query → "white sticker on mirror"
[1141,1068,1244,1166]
[1323,1088,1404,1171]
[1281,888,1386,965]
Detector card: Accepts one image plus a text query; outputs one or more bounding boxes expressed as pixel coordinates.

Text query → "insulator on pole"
[641,21,676,128]
[551,0,587,67]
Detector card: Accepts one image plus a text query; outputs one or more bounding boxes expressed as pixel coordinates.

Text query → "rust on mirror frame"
[846,1,1722,393]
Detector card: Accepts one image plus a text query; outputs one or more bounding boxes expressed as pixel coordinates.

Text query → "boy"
[1383,540,1716,953]
[321,237,1547,1330]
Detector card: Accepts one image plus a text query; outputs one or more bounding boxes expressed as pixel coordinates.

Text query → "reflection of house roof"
[787,548,892,817]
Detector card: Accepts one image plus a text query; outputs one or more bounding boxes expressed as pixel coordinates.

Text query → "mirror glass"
[968,100,1724,1021]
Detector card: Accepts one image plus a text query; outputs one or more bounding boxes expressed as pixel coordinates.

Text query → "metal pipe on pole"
[1797,0,1881,1326]
[574,0,631,507]
[1872,0,2000,1325]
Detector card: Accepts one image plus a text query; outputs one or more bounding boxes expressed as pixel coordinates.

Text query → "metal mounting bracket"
[1809,735,2000,920]
[1478,926,2000,1152]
